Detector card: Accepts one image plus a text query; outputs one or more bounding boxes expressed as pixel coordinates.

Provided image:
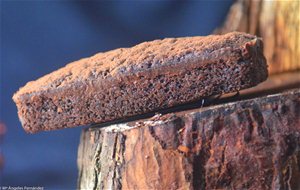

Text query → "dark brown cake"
[13,32,268,133]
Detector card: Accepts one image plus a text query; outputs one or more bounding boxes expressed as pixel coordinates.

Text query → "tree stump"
[216,0,300,74]
[77,88,300,190]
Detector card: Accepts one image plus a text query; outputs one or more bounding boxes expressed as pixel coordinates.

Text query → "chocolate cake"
[13,32,268,133]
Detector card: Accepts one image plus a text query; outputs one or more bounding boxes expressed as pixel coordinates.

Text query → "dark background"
[1,1,233,189]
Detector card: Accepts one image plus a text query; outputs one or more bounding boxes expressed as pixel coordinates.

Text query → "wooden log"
[215,0,300,75]
[77,88,300,190]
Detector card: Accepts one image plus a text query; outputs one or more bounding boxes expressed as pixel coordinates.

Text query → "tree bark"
[215,0,300,75]
[77,88,300,190]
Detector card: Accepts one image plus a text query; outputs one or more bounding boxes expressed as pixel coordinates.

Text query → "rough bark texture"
[216,0,300,74]
[77,88,300,190]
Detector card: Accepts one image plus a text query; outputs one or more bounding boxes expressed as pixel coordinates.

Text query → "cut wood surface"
[240,71,300,96]
[77,88,300,190]
[216,0,300,74]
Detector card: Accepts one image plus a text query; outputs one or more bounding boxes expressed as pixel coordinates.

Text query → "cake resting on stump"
[12,31,300,190]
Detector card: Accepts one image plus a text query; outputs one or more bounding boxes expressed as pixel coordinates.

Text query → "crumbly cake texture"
[13,32,268,133]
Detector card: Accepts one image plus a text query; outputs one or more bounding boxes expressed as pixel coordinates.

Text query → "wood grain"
[77,88,300,190]
[216,0,300,74]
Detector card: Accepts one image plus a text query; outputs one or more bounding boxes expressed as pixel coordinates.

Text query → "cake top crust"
[13,32,258,102]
